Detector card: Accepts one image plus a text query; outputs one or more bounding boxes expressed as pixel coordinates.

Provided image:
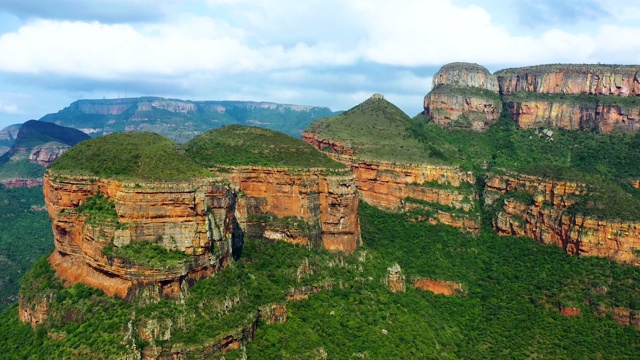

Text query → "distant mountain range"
[37,97,340,143]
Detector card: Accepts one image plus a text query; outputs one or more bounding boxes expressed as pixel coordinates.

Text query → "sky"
[1,0,640,129]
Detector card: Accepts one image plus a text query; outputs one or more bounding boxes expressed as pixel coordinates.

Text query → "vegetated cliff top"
[184,125,346,169]
[427,85,501,102]
[306,95,458,164]
[49,131,211,181]
[495,63,640,77]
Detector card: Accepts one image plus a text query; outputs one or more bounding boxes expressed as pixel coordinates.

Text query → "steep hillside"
[0,121,90,186]
[40,97,339,143]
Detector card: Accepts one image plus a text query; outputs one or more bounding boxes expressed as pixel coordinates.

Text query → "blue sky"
[0,0,639,129]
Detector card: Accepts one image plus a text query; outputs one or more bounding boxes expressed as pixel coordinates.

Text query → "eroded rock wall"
[42,172,239,300]
[217,166,361,253]
[487,171,640,265]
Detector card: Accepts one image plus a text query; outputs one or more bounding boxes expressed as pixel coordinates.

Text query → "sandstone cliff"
[423,63,502,131]
[301,134,481,233]
[42,172,241,300]
[216,166,361,253]
[487,171,640,265]
[424,62,640,133]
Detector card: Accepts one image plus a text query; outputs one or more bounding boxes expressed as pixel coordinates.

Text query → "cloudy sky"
[0,0,639,129]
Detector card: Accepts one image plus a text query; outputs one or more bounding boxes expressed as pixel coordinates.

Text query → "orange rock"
[218,166,361,253]
[559,306,581,317]
[40,172,239,301]
[489,172,640,266]
[413,279,462,296]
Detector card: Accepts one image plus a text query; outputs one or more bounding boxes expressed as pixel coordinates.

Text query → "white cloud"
[0,101,19,114]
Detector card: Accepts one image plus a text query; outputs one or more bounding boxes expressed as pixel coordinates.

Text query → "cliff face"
[424,63,640,133]
[487,172,640,265]
[218,166,361,253]
[41,172,241,300]
[301,134,480,233]
[496,65,640,132]
[496,65,640,96]
[423,62,502,131]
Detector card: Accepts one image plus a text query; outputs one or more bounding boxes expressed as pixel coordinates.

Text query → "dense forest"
[0,186,53,311]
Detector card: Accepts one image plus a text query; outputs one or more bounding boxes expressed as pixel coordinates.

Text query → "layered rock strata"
[423,62,502,131]
[216,166,361,253]
[42,172,242,300]
[301,137,481,233]
[425,62,640,133]
[497,65,640,132]
[487,171,640,265]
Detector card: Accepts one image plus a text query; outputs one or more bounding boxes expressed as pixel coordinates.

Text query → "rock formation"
[423,62,502,131]
[487,171,640,265]
[412,279,462,296]
[300,135,481,233]
[43,172,242,300]
[424,62,640,133]
[217,166,361,253]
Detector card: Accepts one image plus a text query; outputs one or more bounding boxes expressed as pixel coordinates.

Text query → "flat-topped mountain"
[424,62,640,132]
[40,97,339,143]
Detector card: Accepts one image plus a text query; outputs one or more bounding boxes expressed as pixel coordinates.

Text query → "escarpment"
[423,62,502,131]
[216,166,361,253]
[424,62,640,133]
[43,173,240,300]
[487,171,640,265]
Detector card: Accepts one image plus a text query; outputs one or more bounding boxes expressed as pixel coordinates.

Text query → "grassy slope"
[49,132,211,181]
[306,96,459,164]
[2,204,640,358]
[184,125,345,169]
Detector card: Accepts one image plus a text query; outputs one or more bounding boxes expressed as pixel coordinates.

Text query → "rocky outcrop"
[424,62,502,131]
[424,62,640,133]
[412,279,462,296]
[217,166,361,253]
[29,144,72,167]
[387,263,406,293]
[41,172,241,301]
[488,172,640,265]
[316,153,480,233]
[496,65,640,96]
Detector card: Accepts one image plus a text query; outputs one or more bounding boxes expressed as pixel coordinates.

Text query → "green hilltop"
[305,94,459,164]
[49,131,211,181]
[184,125,346,169]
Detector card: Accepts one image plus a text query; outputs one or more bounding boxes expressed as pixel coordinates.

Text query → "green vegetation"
[184,125,345,169]
[503,91,640,108]
[49,132,211,181]
[0,159,45,179]
[4,203,640,358]
[75,192,118,225]
[430,85,501,103]
[103,241,191,269]
[0,186,53,311]
[306,96,459,164]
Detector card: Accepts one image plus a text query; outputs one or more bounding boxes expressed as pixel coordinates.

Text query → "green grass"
[49,132,211,181]
[306,96,460,164]
[0,159,45,179]
[103,241,191,269]
[184,125,345,169]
